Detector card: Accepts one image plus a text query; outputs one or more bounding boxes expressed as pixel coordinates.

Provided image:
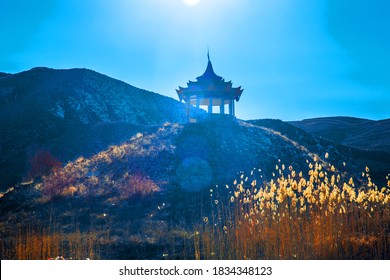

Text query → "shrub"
[117,173,160,200]
[27,149,62,179]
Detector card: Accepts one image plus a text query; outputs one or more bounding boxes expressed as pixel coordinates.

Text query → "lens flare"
[182,0,201,6]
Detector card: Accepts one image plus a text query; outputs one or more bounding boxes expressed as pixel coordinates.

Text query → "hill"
[0,67,203,189]
[290,117,390,153]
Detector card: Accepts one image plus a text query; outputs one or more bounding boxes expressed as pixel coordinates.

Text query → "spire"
[197,49,223,81]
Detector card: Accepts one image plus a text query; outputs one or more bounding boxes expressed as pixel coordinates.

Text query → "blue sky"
[1,0,389,121]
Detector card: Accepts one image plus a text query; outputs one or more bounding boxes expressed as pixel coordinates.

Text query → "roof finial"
[207,47,210,62]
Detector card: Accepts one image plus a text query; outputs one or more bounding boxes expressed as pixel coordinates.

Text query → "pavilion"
[176,53,243,121]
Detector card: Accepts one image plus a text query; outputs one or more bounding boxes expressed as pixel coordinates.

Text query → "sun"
[182,0,201,6]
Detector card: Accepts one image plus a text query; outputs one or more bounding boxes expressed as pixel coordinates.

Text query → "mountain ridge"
[0,72,10,78]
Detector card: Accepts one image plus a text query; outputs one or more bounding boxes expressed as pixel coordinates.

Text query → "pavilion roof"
[176,54,243,102]
[196,59,223,82]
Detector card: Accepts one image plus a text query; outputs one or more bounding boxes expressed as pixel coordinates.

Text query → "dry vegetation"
[1,224,102,260]
[194,157,390,259]
[36,124,181,202]
[27,149,62,181]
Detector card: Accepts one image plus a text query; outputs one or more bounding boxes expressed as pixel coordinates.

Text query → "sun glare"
[182,0,201,6]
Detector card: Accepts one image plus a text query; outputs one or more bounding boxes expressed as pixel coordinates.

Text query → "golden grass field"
[195,158,390,259]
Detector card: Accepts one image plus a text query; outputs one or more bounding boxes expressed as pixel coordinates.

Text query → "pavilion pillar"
[232,100,235,117]
[208,98,213,114]
[186,99,191,121]
[229,100,233,115]
[220,100,225,114]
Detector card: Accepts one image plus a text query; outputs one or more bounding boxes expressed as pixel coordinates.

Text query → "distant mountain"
[250,119,390,181]
[289,117,390,153]
[0,67,203,189]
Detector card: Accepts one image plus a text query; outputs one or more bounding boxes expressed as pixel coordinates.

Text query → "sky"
[1,0,389,121]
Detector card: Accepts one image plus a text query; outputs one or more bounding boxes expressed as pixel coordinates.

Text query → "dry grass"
[194,159,390,259]
[1,224,101,260]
